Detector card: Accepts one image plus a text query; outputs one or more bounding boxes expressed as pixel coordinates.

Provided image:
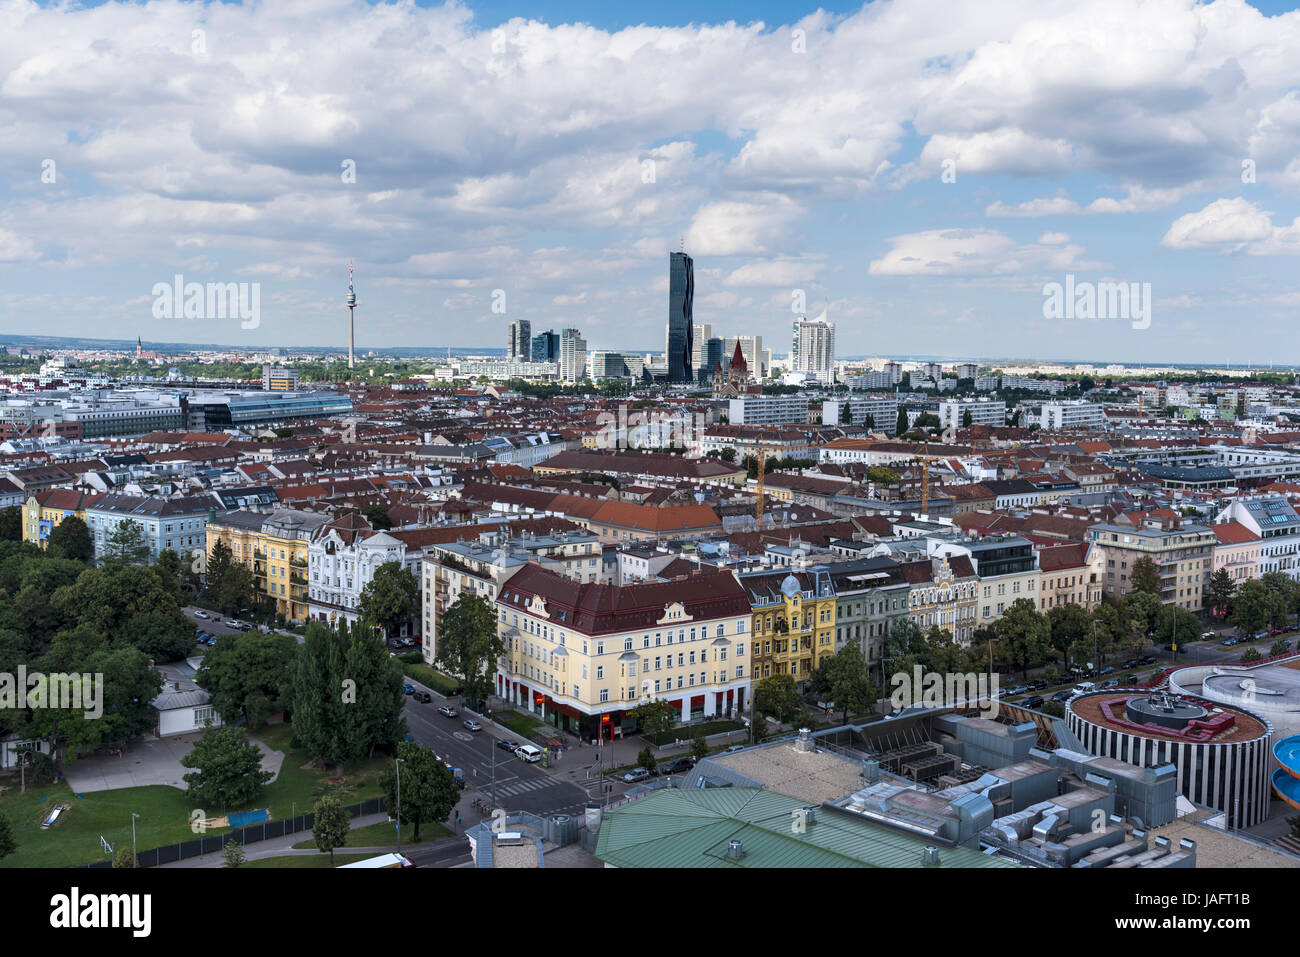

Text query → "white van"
[515,744,543,763]
[1071,681,1096,696]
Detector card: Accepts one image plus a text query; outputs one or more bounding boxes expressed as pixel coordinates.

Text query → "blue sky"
[3,0,1300,363]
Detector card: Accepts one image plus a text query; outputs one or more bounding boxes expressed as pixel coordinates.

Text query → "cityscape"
[1,0,1296,932]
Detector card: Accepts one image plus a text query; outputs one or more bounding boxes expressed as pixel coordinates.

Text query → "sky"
[3,0,1300,364]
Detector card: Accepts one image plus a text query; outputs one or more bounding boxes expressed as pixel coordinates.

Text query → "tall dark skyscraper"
[667,251,694,383]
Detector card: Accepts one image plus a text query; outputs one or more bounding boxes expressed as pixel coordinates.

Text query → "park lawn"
[402,663,460,696]
[0,724,393,869]
[245,852,375,869]
[289,818,450,850]
[494,710,547,739]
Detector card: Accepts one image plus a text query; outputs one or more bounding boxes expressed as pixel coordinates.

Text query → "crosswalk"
[490,777,560,797]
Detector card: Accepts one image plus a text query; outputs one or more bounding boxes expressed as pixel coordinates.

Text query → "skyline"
[4,0,1300,364]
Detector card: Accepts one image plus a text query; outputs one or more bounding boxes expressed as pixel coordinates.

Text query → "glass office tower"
[667,251,694,383]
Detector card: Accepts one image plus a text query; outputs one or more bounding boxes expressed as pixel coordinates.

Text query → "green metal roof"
[594,789,1024,869]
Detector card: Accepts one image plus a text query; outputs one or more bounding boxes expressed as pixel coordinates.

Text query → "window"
[596,666,604,679]
[600,688,609,703]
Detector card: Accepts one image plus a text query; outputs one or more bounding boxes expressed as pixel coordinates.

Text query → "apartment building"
[728,395,810,426]
[1040,401,1107,431]
[84,493,211,563]
[1210,521,1261,594]
[938,399,1006,432]
[421,528,603,663]
[206,508,328,623]
[899,552,979,645]
[1035,541,1102,612]
[1214,496,1300,582]
[826,559,912,682]
[1088,515,1215,610]
[21,488,103,548]
[494,565,752,739]
[738,566,837,687]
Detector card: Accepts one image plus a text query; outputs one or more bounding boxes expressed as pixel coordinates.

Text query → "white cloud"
[1161,197,1300,253]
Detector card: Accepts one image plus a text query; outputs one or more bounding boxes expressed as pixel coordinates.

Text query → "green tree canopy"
[47,516,93,562]
[358,561,418,640]
[180,726,274,810]
[311,794,351,864]
[195,631,299,728]
[434,594,504,706]
[380,742,458,842]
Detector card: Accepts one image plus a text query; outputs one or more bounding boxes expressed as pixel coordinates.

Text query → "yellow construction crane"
[920,459,930,518]
[755,438,767,528]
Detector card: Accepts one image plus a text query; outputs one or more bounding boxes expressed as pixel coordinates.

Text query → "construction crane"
[755,438,767,529]
[920,459,930,519]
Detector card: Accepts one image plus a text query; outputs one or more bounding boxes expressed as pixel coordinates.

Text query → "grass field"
[0,723,393,869]
[493,710,547,739]
[290,818,450,850]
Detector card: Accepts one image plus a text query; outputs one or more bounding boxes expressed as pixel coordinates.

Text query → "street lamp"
[291,801,296,835]
[394,757,404,854]
[131,813,139,868]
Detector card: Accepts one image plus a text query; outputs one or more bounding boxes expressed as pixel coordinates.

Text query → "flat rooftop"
[713,743,868,805]
[1069,692,1269,743]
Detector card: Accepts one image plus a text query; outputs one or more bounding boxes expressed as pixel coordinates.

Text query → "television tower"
[346,260,357,369]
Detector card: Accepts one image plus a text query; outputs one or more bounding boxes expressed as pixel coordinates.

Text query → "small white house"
[152,663,222,737]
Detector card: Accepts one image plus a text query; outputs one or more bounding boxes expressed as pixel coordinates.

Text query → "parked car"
[1201,631,1217,640]
[1021,695,1045,709]
[403,684,415,695]
[1124,674,1139,685]
[1254,630,1270,640]
[661,756,697,774]
[1122,658,1138,669]
[725,744,745,753]
[412,691,432,703]
[622,768,652,784]
[227,619,244,630]
[1098,665,1116,675]
[195,610,210,619]
[1137,656,1157,665]
[497,738,521,752]
[438,705,458,718]
[1052,690,1074,702]
[463,719,482,732]
[206,635,218,646]
[1005,685,1028,696]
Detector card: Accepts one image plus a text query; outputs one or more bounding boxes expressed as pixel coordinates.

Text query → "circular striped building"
[1066,689,1274,829]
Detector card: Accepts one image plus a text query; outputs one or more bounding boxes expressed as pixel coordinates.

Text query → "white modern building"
[791,318,835,385]
[1040,401,1107,431]
[560,328,588,383]
[728,395,810,426]
[938,399,1006,432]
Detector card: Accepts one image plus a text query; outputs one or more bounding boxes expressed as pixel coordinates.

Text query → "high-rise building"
[691,323,712,372]
[792,317,835,384]
[508,320,532,360]
[699,337,725,383]
[667,251,694,383]
[560,328,587,383]
[532,330,560,362]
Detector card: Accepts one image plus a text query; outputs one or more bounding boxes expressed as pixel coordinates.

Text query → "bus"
[338,853,414,869]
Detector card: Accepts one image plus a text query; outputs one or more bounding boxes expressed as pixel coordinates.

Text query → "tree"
[961,408,973,428]
[0,811,14,859]
[435,594,504,706]
[195,632,298,728]
[1269,639,1290,656]
[312,794,351,864]
[1129,556,1161,596]
[1207,568,1238,617]
[895,408,909,436]
[636,745,657,773]
[103,519,150,566]
[753,674,799,723]
[47,517,93,562]
[291,620,407,769]
[153,547,184,600]
[113,846,137,869]
[630,698,676,739]
[1241,647,1263,663]
[819,642,876,723]
[222,838,247,868]
[995,599,1050,679]
[1231,579,1274,634]
[180,726,274,810]
[691,729,709,761]
[380,742,458,842]
[0,507,20,542]
[358,561,418,641]
[1047,604,1091,669]
[361,504,392,530]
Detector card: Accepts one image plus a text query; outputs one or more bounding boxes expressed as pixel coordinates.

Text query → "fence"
[85,796,388,868]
